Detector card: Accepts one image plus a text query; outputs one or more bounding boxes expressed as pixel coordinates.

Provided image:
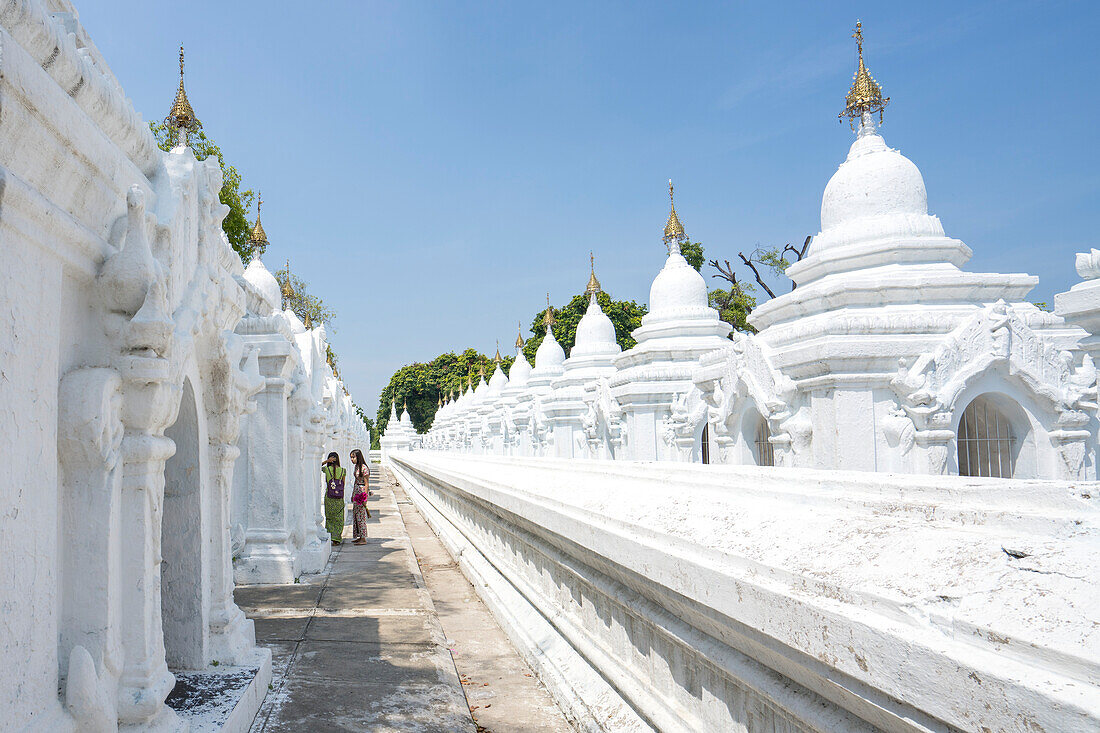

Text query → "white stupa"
[498,327,534,454]
[242,258,281,316]
[512,299,567,455]
[745,21,1076,474]
[610,181,732,461]
[544,257,622,457]
[529,298,567,385]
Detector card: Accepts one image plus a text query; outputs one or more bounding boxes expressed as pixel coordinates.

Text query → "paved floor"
[396,480,572,733]
[238,466,571,732]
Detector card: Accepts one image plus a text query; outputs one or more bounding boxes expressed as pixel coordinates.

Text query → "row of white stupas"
[0,4,368,728]
[234,225,371,584]
[388,28,1100,481]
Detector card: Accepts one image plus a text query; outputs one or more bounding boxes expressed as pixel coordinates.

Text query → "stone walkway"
[237,466,571,732]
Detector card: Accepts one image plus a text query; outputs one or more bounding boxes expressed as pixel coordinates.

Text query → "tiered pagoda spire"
[663,179,687,252]
[840,20,889,128]
[165,45,201,148]
[249,193,269,257]
[281,259,296,308]
[586,251,602,296]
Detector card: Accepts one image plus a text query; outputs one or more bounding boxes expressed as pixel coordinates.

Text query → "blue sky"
[75,0,1100,414]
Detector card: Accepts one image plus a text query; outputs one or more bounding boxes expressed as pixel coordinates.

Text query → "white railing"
[391,451,1100,733]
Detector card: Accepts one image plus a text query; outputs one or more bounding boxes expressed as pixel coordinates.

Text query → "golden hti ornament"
[586,251,602,296]
[515,321,525,349]
[494,341,502,365]
[165,45,202,148]
[663,179,687,253]
[249,192,269,255]
[543,293,555,329]
[281,259,296,305]
[840,21,889,129]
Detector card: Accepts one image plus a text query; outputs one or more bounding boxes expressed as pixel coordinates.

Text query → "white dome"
[243,258,281,312]
[572,295,621,357]
[489,365,508,392]
[644,249,711,324]
[533,329,566,372]
[820,122,927,233]
[284,308,306,334]
[508,351,532,387]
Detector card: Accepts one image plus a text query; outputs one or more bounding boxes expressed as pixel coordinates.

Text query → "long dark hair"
[326,451,340,467]
[350,448,365,469]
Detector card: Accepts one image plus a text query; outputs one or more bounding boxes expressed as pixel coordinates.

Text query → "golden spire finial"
[281,259,296,303]
[494,341,502,365]
[249,192,269,252]
[437,394,442,408]
[303,311,313,329]
[479,362,486,380]
[663,179,686,250]
[543,293,556,328]
[841,20,889,128]
[585,251,603,296]
[515,321,525,349]
[165,45,201,148]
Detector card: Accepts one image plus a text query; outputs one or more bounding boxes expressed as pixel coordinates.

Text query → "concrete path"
[396,480,572,733]
[237,466,571,732]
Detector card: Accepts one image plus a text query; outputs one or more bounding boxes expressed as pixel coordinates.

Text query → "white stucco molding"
[890,300,1096,477]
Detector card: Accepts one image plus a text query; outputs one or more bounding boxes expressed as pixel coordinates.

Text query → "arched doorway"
[740,408,775,466]
[162,378,206,669]
[957,394,1023,478]
[754,418,775,467]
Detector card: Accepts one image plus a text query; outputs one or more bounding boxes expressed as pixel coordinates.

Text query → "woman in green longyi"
[321,451,347,545]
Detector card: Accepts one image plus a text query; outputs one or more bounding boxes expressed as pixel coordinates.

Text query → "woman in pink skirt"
[349,448,371,544]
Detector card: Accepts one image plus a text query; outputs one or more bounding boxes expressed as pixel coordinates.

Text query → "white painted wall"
[393,452,1100,733]
[0,3,369,728]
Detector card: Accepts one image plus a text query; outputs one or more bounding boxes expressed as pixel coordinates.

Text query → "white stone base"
[233,542,300,585]
[295,539,330,575]
[163,647,272,733]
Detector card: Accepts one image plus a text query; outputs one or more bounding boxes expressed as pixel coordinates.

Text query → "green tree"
[522,291,647,363]
[273,265,337,330]
[377,348,510,435]
[680,241,705,271]
[353,402,378,451]
[149,121,259,263]
[709,286,758,334]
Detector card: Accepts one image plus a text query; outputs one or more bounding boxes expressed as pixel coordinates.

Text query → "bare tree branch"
[708,258,738,285]
[705,259,738,312]
[738,252,777,300]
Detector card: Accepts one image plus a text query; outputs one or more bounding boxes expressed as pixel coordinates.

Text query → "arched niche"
[739,407,774,467]
[957,394,1026,478]
[162,377,208,669]
[950,379,1044,479]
